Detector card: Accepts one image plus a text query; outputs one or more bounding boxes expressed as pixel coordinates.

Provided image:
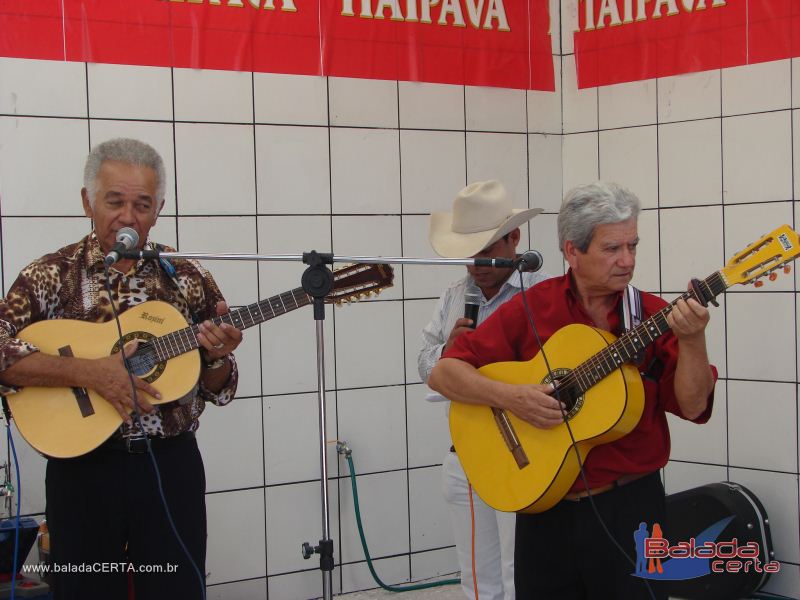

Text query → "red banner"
[0,0,555,91]
[574,0,800,88]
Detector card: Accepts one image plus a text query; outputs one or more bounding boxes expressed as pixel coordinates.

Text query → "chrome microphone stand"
[121,247,526,600]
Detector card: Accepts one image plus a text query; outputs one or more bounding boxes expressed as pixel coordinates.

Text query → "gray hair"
[83,138,166,207]
[557,182,641,253]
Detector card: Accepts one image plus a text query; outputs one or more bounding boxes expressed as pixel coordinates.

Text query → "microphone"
[514,250,544,273]
[472,250,544,272]
[104,227,139,267]
[464,284,482,330]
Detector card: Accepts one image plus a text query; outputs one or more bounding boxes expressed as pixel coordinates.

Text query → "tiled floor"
[338,582,464,600]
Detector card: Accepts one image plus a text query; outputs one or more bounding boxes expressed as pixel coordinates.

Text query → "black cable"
[103,268,206,600]
[515,269,657,600]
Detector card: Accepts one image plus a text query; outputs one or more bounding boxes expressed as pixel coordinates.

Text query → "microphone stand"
[120,247,526,599]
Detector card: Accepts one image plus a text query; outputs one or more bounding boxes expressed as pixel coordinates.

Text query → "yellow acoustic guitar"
[450,224,800,514]
[6,263,394,459]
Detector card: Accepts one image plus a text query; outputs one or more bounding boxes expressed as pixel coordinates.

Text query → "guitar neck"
[569,271,727,394]
[152,288,311,362]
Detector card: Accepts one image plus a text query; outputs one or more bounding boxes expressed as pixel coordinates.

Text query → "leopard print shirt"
[0,232,238,438]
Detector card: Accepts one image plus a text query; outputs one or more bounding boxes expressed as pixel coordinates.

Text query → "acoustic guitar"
[7,263,394,458]
[449,224,800,514]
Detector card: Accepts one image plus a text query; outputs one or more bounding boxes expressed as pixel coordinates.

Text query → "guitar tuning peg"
[768,272,778,281]
[754,279,764,288]
[784,265,792,274]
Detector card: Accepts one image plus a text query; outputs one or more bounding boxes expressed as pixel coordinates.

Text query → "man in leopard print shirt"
[0,138,242,600]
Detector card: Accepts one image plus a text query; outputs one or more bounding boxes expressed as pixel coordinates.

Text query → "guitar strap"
[621,284,664,382]
[621,284,646,366]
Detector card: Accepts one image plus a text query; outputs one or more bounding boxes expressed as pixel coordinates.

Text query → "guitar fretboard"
[148,288,311,362]
[561,271,727,395]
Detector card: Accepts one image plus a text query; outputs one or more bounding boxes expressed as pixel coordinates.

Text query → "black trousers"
[515,471,669,600]
[45,434,207,600]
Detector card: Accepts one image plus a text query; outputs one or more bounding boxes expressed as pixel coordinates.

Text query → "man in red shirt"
[429,182,716,599]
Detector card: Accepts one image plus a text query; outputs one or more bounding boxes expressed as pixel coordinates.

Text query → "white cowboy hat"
[429,180,543,258]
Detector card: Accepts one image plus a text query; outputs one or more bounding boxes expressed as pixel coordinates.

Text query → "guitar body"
[7,301,200,458]
[449,323,645,514]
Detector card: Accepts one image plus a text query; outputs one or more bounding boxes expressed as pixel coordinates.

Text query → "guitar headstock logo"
[778,232,794,252]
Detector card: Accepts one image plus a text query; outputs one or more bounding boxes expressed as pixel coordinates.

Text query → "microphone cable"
[514,269,657,600]
[103,269,207,600]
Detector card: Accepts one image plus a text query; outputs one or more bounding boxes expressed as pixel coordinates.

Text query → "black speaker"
[0,517,39,574]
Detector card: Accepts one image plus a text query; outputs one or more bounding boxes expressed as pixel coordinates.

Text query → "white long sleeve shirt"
[418,269,551,389]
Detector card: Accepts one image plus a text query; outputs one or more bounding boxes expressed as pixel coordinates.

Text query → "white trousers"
[442,451,516,600]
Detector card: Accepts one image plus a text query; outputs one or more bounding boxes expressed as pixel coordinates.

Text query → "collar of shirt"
[84,231,154,275]
[563,268,624,334]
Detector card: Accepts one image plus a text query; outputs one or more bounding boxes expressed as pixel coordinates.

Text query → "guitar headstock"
[721,224,800,287]
[327,263,395,304]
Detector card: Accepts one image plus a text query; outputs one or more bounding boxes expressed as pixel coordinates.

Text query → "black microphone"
[514,250,544,273]
[472,250,544,272]
[104,227,139,267]
[464,284,482,329]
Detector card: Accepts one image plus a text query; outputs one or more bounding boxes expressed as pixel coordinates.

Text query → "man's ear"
[81,188,93,219]
[563,239,579,268]
[508,227,521,248]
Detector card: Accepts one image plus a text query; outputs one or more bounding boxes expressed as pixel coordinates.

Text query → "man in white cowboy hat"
[418,179,549,600]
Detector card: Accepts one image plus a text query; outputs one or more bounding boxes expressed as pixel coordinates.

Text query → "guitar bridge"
[491,407,529,469]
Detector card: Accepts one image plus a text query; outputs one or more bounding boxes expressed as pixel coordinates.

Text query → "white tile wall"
[409,466,453,551]
[657,70,721,123]
[399,130,466,214]
[658,119,722,207]
[659,206,724,291]
[329,77,398,128]
[405,382,451,466]
[598,79,657,129]
[254,73,328,126]
[561,54,598,133]
[174,68,254,123]
[398,81,464,131]
[88,63,172,121]
[329,128,401,214]
[0,117,87,216]
[255,125,331,214]
[338,470,409,564]
[3,4,800,594]
[722,60,792,116]
[465,132,528,203]
[263,392,337,486]
[175,123,257,215]
[728,380,797,472]
[722,111,793,204]
[599,125,658,209]
[465,85,527,133]
[527,57,562,134]
[336,386,407,474]
[0,58,87,117]
[528,133,563,212]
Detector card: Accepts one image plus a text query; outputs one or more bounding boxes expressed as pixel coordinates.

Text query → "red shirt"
[443,271,716,491]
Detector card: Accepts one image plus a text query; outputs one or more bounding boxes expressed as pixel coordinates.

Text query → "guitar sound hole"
[542,368,584,421]
[110,333,166,383]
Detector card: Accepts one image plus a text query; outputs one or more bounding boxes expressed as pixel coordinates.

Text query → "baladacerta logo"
[632,517,780,580]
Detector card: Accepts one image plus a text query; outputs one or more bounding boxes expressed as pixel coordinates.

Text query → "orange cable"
[468,483,479,600]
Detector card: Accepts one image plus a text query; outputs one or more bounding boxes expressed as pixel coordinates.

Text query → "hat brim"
[429,207,543,258]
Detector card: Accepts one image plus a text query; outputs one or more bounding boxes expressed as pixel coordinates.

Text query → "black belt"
[104,431,195,454]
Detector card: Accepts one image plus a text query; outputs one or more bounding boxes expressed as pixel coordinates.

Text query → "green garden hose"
[338,441,460,593]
